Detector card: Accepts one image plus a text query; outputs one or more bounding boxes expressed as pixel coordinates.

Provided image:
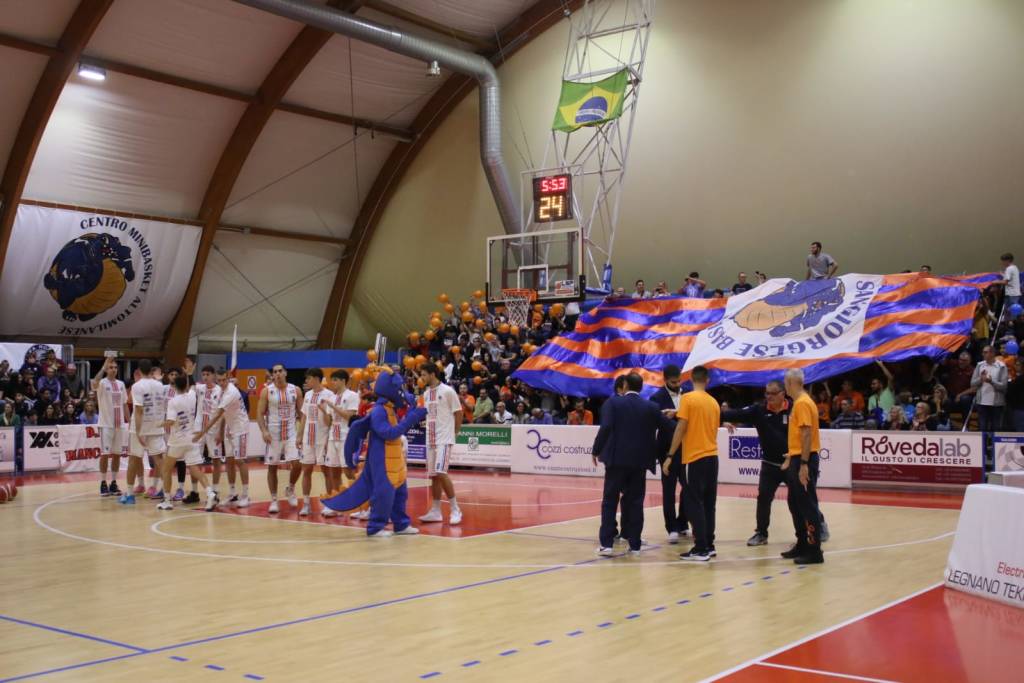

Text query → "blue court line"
[243,676,264,681]
[499,650,517,657]
[534,640,552,646]
[169,656,188,662]
[0,615,148,653]
[625,614,640,620]
[597,622,613,628]
[462,661,481,668]
[567,630,584,637]
[420,673,441,679]
[205,664,225,671]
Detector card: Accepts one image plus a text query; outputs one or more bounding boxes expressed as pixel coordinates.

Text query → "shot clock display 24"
[532,173,574,223]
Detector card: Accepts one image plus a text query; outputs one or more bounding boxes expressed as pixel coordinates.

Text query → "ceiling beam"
[163,0,359,363]
[0,0,114,285]
[317,0,586,348]
[18,198,349,245]
[0,30,413,141]
[362,0,495,52]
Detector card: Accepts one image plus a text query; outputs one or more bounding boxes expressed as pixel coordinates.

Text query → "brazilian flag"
[551,69,629,133]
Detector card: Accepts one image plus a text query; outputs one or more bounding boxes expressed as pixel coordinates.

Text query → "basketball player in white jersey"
[296,367,335,516]
[192,365,224,503]
[121,360,167,505]
[194,369,251,507]
[160,375,218,511]
[257,363,303,513]
[324,369,360,501]
[92,357,127,498]
[418,363,463,525]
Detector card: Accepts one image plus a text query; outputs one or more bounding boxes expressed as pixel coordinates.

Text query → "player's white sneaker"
[321,507,338,518]
[236,496,250,508]
[419,509,443,523]
[352,509,370,520]
[204,494,218,512]
[368,529,393,538]
[597,546,615,556]
[449,508,463,526]
[299,503,310,517]
[285,485,298,507]
[156,500,174,511]
[667,532,680,544]
[395,526,420,535]
[268,500,279,514]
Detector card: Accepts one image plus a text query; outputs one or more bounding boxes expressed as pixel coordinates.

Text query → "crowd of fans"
[0,349,97,429]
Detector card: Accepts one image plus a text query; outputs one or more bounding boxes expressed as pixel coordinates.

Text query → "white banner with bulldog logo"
[682,274,884,383]
[0,205,201,337]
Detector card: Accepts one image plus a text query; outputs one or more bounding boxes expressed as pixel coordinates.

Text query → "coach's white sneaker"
[368,529,393,538]
[597,546,615,557]
[268,500,279,514]
[236,496,250,508]
[667,532,680,545]
[395,526,420,535]
[156,500,174,511]
[449,508,463,526]
[299,502,310,517]
[285,486,298,507]
[418,508,443,523]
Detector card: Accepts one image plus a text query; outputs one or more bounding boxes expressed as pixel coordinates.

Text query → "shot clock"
[532,173,573,223]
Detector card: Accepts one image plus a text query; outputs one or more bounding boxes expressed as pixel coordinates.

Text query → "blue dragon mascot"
[320,367,426,537]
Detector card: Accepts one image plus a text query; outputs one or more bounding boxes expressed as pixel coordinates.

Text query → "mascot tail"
[321,416,373,512]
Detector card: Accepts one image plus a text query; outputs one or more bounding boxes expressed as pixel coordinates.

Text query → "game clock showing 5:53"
[532,173,574,222]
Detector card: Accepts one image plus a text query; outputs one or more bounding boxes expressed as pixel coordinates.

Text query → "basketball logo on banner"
[247,376,257,391]
[44,232,135,322]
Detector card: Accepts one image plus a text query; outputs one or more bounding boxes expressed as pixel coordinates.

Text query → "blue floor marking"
[742,581,754,586]
[597,622,613,628]
[722,587,733,592]
[534,640,552,646]
[625,614,640,620]
[499,650,518,657]
[204,664,225,671]
[652,606,667,612]
[420,673,441,679]
[567,630,584,637]
[169,656,188,662]
[243,676,264,681]
[0,615,148,653]
[699,593,713,598]
[677,599,691,605]
[462,661,481,667]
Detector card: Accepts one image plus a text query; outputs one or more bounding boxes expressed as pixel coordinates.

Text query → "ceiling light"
[77,63,106,82]
[426,60,441,78]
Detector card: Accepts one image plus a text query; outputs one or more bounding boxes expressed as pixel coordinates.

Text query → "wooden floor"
[0,469,1011,682]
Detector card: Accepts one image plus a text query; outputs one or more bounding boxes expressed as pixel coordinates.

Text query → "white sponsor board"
[852,430,983,486]
[716,427,852,488]
[510,425,659,479]
[0,342,65,370]
[0,427,15,473]
[0,205,201,337]
[451,425,511,468]
[994,433,1024,472]
[59,424,104,472]
[945,484,1024,609]
[24,426,62,471]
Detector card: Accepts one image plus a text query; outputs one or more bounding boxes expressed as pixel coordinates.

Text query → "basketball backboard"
[485,227,584,305]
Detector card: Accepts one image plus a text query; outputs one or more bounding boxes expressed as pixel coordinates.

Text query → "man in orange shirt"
[782,368,825,565]
[667,365,720,562]
[831,379,865,414]
[567,399,594,425]
[457,383,475,423]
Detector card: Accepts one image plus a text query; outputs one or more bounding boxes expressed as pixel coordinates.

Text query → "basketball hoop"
[501,288,536,328]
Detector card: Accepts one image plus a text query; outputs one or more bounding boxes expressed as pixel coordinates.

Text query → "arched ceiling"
[0,0,579,354]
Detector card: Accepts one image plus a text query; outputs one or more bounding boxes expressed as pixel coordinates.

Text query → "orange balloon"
[551,303,565,317]
[460,301,470,312]
[417,377,426,389]
[443,303,455,314]
[477,300,488,312]
[495,305,506,315]
[484,332,496,342]
[424,330,436,341]
[366,349,378,362]
[415,354,426,367]
[429,317,443,329]
[534,303,544,312]
[402,356,415,369]
[523,344,534,355]
[498,323,510,334]
[472,289,484,299]
[438,293,449,304]
[473,376,483,385]
[451,346,461,355]
[474,318,486,329]
[461,311,475,323]
[408,331,420,344]
[350,369,363,384]
[435,360,444,370]
[431,311,441,320]
[471,360,483,372]
[509,325,520,336]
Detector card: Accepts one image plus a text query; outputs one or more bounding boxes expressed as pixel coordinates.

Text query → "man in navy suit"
[649,364,689,544]
[592,373,668,555]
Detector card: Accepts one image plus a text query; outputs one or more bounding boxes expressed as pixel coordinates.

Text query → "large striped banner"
[513,272,999,397]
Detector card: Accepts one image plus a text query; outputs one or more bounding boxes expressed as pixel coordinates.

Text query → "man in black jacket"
[649,365,689,544]
[722,380,828,546]
[592,373,667,555]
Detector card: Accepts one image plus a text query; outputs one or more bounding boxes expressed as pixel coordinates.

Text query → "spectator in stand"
[631,279,651,299]
[613,287,626,297]
[711,289,725,299]
[883,406,908,430]
[24,410,38,427]
[679,272,706,298]
[1,401,19,428]
[930,385,954,430]
[59,402,77,425]
[20,351,40,377]
[912,359,938,398]
[36,388,54,417]
[999,252,1021,308]
[37,365,61,399]
[39,403,59,426]
[732,272,754,295]
[42,349,64,373]
[909,402,936,431]
[473,387,494,423]
[492,401,513,425]
[897,389,916,422]
[566,398,594,425]
[530,407,553,424]
[919,265,932,275]
[512,401,531,424]
[79,400,99,425]
[972,344,1008,436]
[813,384,831,427]
[10,393,31,418]
[652,281,670,298]
[868,361,896,423]
[831,399,866,429]
[1007,358,1024,431]
[806,241,838,280]
[972,299,995,352]
[0,360,11,399]
[943,351,976,418]
[754,270,768,285]
[832,379,865,414]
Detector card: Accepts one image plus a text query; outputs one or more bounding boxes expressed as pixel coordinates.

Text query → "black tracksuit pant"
[661,450,689,534]
[600,466,647,551]
[785,452,822,551]
[683,456,718,552]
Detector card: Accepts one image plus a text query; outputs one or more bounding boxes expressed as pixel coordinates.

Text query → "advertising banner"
[717,427,852,488]
[994,433,1024,472]
[511,424,603,477]
[0,342,66,370]
[451,425,511,468]
[945,484,1024,609]
[0,204,201,338]
[0,427,14,474]
[58,424,103,473]
[852,430,983,486]
[23,427,62,471]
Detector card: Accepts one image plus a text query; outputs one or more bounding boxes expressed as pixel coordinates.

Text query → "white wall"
[347,0,1024,347]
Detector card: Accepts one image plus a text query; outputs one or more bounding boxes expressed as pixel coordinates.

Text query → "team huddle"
[90,359,464,527]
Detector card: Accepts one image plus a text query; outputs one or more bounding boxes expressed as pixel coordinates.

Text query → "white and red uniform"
[218,383,249,460]
[192,382,223,460]
[300,387,335,465]
[166,390,203,466]
[130,377,167,457]
[423,382,460,476]
[96,377,128,456]
[263,383,300,465]
[326,388,360,467]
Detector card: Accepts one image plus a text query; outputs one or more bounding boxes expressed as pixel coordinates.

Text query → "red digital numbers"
[537,175,569,194]
[532,174,573,222]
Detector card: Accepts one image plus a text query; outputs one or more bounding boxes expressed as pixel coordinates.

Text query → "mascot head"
[373,367,410,408]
